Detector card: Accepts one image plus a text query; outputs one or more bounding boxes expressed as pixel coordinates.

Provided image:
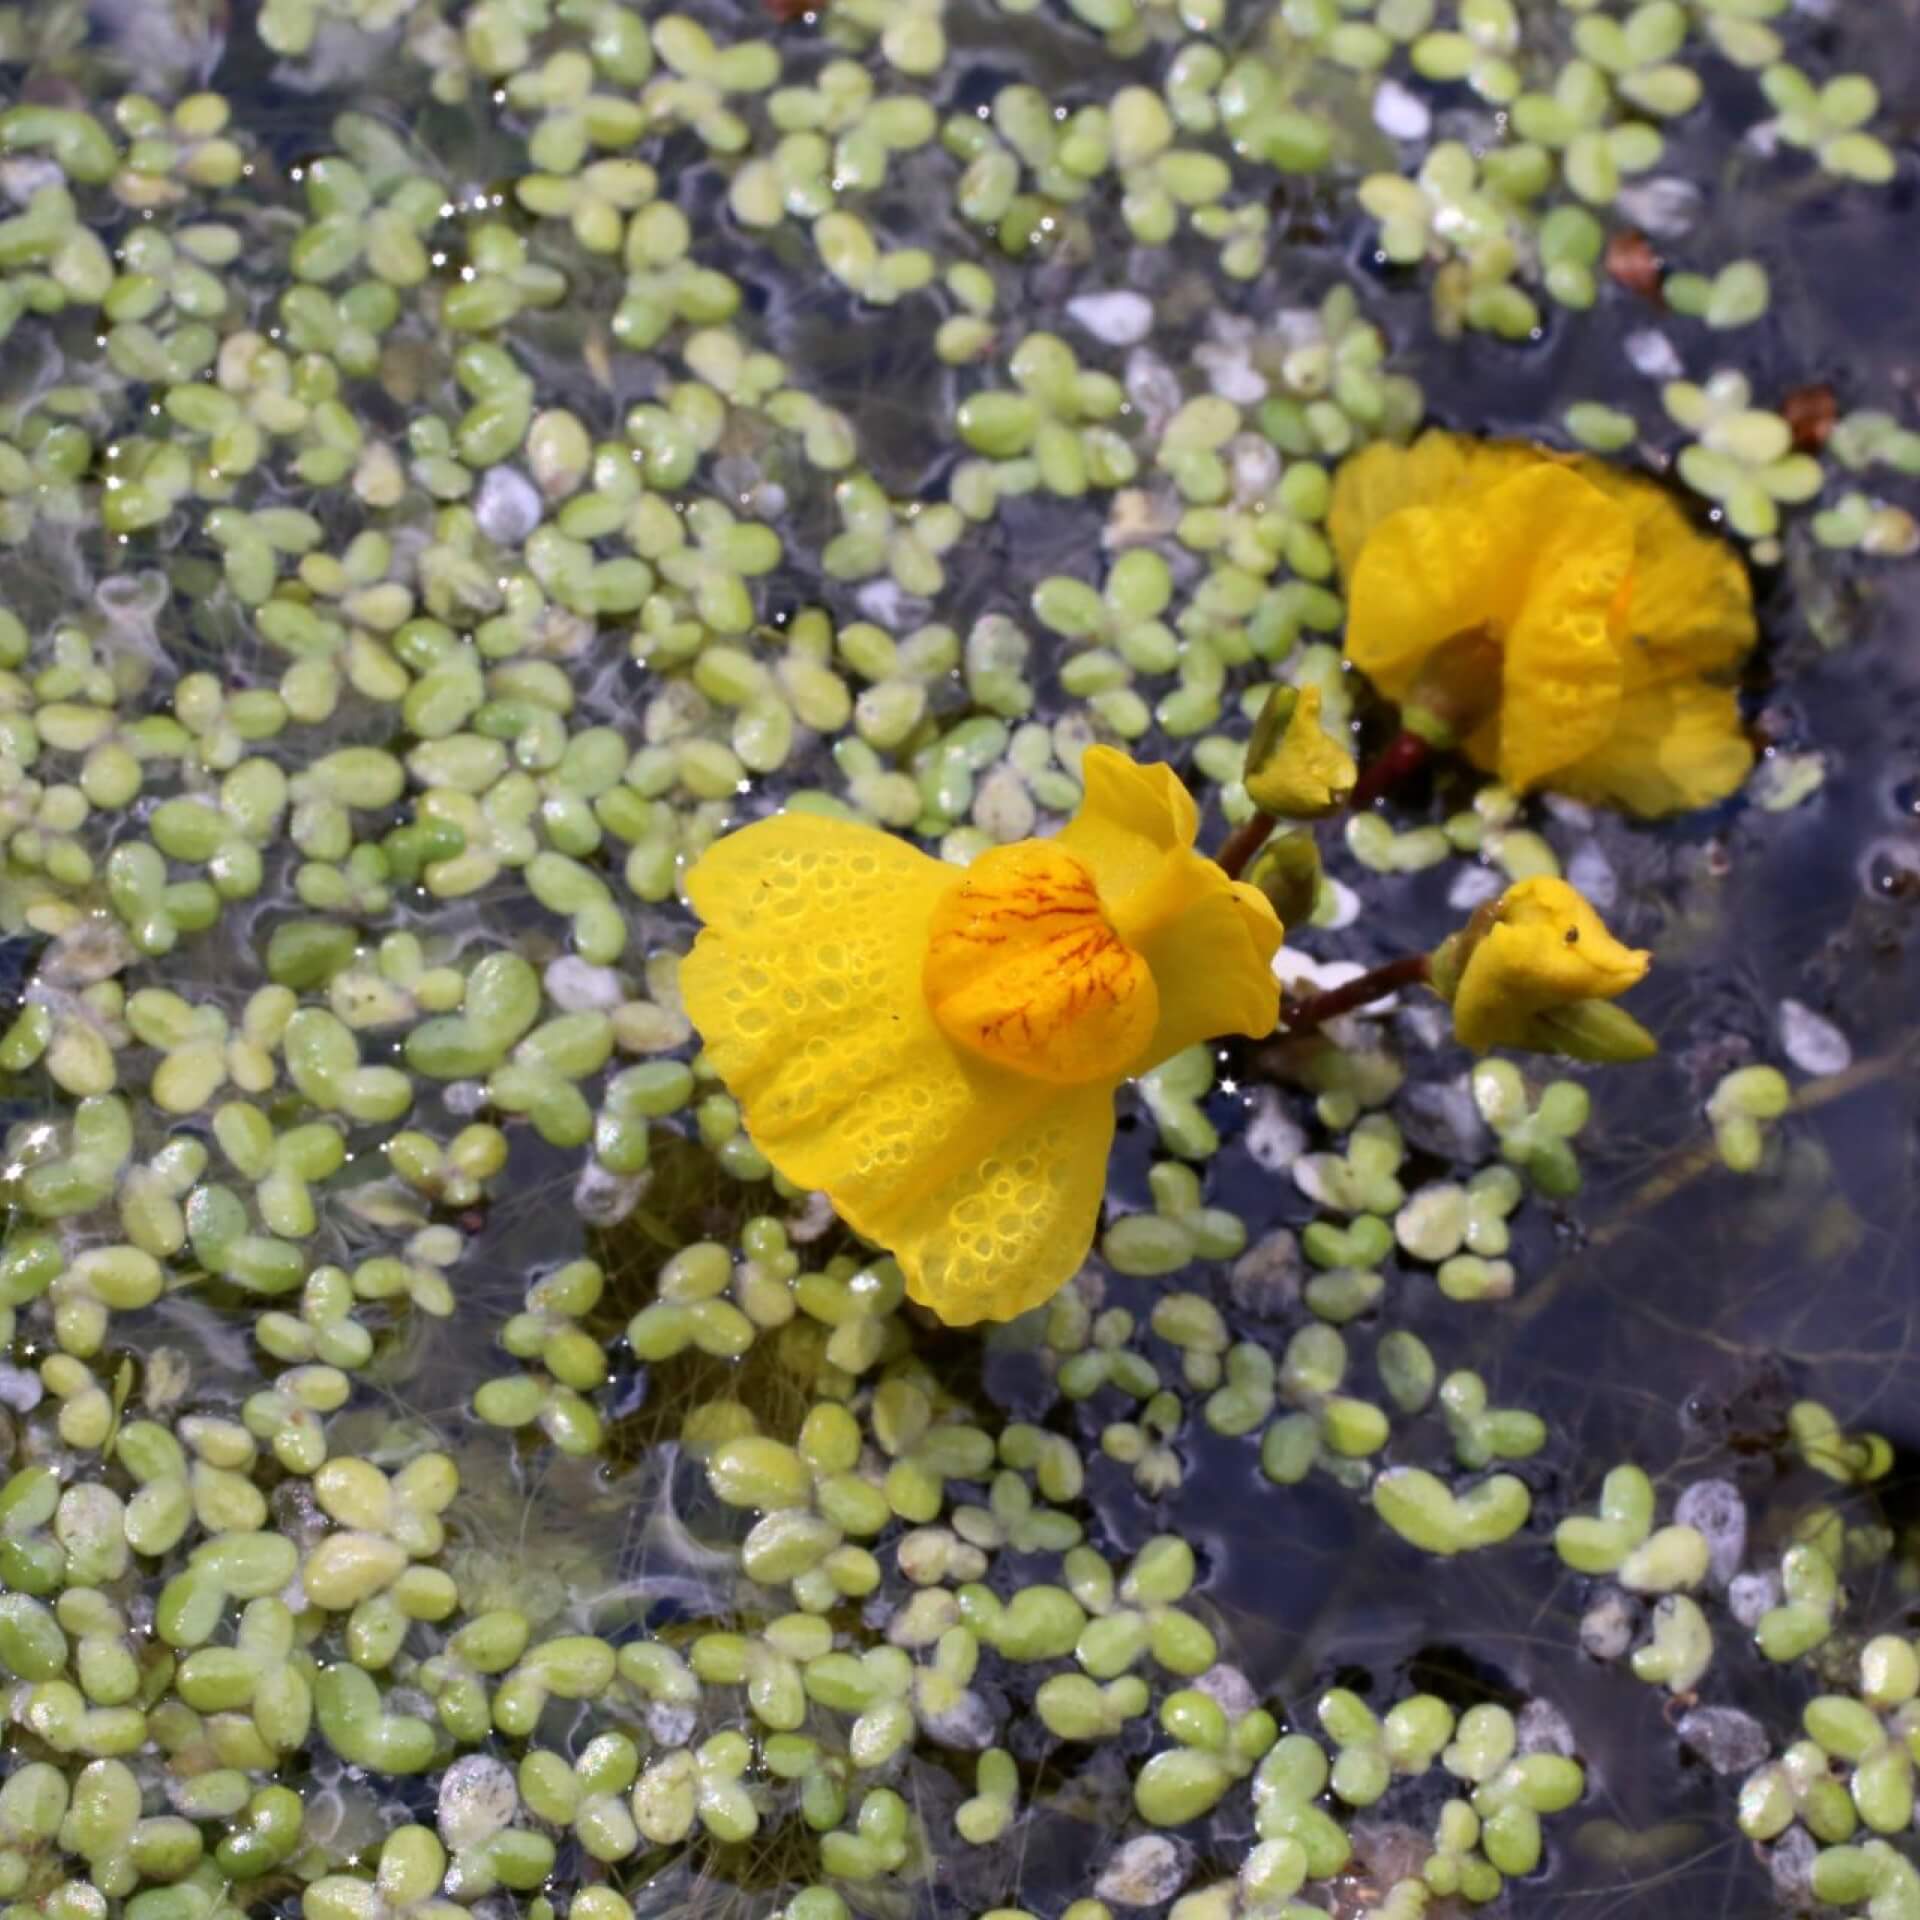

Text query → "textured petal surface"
[680,752,1289,1328]
[1055,746,1282,1062]
[1348,465,1635,788]
[1576,458,1757,675]
[1482,466,1636,791]
[682,811,1035,1214]
[1335,434,1755,819]
[1341,490,1505,702]
[1329,432,1544,578]
[1552,678,1753,817]
[682,810,1114,1325]
[890,1083,1115,1327]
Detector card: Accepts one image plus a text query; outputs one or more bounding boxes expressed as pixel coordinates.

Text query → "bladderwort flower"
[679,749,1280,1324]
[1329,431,1757,816]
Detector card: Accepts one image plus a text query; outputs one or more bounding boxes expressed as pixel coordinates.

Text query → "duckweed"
[0,6,1907,1920]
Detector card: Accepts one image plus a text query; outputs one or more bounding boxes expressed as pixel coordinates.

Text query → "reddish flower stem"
[1215,813,1275,881]
[1284,951,1432,1036]
[1348,728,1432,812]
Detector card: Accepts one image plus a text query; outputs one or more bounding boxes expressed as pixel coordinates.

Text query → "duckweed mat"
[1,3,1919,1920]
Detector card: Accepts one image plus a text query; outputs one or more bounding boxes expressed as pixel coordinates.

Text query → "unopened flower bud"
[1431,876,1653,1057]
[1243,684,1356,820]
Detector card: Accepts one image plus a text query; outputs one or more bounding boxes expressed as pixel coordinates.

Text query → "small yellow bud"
[1439,876,1652,1056]
[1243,684,1357,820]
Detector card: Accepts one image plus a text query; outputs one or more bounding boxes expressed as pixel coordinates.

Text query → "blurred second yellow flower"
[680,749,1281,1326]
[1330,430,1757,817]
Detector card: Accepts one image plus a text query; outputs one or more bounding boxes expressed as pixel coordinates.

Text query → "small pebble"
[1242,1092,1306,1174]
[1193,1664,1260,1718]
[0,1365,44,1413]
[1229,1230,1302,1314]
[1565,842,1618,910]
[1096,1836,1191,1907]
[573,1163,646,1226]
[545,957,625,1012]
[1541,796,1596,832]
[1446,866,1503,911]
[474,466,544,545]
[1675,1706,1770,1775]
[857,579,916,626]
[1371,80,1431,142]
[1199,353,1266,406]
[1768,1827,1817,1905]
[1516,1700,1576,1758]
[1317,877,1361,930]
[1613,177,1702,239]
[1066,291,1155,347]
[437,1755,519,1850]
[1624,329,1684,380]
[1400,1079,1489,1164]
[648,1702,699,1748]
[789,1192,839,1243]
[1777,998,1851,1077]
[1727,1570,1781,1629]
[1126,349,1184,435]
[1673,1479,1746,1586]
[1579,1591,1635,1661]
[920,1693,997,1749]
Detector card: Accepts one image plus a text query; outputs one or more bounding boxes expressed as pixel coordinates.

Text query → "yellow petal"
[1056,745,1201,905]
[680,810,1001,1194]
[681,809,1115,1326]
[1337,436,1754,819]
[889,1082,1115,1326]
[923,840,1158,1087]
[1132,875,1282,1066]
[1343,500,1497,704]
[1051,749,1282,1065]
[1576,458,1757,675]
[1495,877,1648,996]
[1480,465,1636,791]
[1329,431,1544,578]
[1341,448,1633,764]
[1453,877,1650,1051]
[1552,677,1753,817]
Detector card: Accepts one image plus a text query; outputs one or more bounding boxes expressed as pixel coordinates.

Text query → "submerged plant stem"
[1511,1039,1917,1329]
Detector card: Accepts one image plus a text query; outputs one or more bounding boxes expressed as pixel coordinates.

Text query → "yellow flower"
[680,748,1282,1326]
[1445,877,1651,1054]
[1243,684,1358,819]
[1329,431,1756,817]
